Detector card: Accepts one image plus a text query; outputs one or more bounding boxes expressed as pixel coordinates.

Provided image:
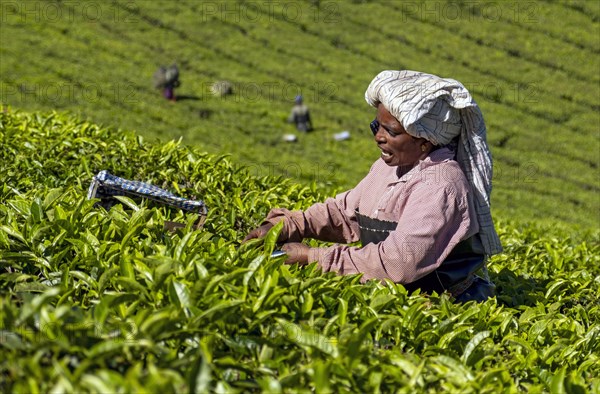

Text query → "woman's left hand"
[281,243,310,265]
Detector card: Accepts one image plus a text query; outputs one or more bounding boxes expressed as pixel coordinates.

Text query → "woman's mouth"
[379,147,392,159]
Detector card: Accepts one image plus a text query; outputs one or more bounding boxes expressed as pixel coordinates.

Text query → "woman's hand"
[243,223,274,243]
[281,243,310,265]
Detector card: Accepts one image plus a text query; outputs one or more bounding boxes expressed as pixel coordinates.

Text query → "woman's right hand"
[242,223,275,243]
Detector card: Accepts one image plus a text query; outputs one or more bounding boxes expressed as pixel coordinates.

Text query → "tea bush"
[1,0,598,229]
[1,111,598,393]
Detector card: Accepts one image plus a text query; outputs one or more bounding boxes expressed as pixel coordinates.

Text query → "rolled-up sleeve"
[263,163,381,243]
[263,193,361,244]
[309,180,475,284]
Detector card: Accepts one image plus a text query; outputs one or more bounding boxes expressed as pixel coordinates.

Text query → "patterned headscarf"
[365,70,502,255]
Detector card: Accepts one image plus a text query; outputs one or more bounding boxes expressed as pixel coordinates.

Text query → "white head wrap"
[365,70,502,255]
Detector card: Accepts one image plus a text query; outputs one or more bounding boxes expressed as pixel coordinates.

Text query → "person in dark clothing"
[154,64,180,102]
[288,95,313,132]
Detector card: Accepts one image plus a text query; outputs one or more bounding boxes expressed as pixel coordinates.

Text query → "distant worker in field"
[288,95,313,132]
[246,70,503,303]
[210,80,233,97]
[153,63,180,102]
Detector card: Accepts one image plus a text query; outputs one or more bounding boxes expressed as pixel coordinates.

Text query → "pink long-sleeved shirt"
[265,147,481,284]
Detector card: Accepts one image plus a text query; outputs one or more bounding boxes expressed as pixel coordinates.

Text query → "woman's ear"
[419,139,434,153]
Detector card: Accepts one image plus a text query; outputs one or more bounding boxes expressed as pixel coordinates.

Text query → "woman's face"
[373,104,430,169]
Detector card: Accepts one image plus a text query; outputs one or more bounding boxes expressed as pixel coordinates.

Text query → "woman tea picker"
[244,70,503,302]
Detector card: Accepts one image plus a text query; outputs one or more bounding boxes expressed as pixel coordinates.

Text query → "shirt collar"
[389,147,456,184]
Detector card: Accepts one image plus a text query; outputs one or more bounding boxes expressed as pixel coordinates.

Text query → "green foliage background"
[1,0,599,229]
[1,109,599,393]
[1,0,599,392]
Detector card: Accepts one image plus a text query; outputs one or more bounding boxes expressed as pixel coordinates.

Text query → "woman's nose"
[374,127,386,141]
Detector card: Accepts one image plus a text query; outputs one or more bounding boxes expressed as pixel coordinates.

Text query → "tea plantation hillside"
[1,0,599,231]
[1,110,599,392]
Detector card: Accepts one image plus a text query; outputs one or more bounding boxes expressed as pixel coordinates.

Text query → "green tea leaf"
[189,351,212,394]
[113,196,140,211]
[169,280,192,311]
[461,330,491,365]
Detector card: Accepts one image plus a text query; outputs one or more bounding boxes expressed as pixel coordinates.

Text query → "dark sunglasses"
[370,119,379,136]
[370,119,399,137]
